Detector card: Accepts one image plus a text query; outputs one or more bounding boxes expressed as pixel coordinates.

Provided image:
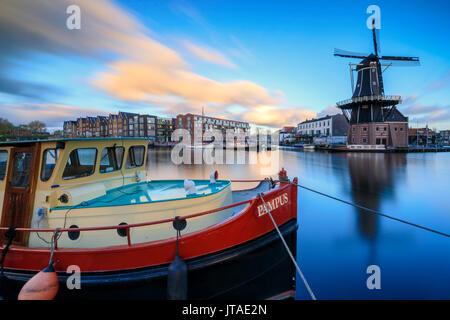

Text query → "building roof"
[299,115,334,125]
[384,106,408,122]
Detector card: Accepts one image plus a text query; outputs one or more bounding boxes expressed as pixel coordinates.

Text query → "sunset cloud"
[240,105,317,128]
[0,0,314,128]
[184,42,237,68]
[92,61,280,109]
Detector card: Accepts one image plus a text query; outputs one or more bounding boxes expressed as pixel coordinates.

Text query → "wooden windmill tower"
[334,19,420,149]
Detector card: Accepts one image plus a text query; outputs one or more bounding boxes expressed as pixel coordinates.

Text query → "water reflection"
[146,148,450,299]
[346,153,407,240]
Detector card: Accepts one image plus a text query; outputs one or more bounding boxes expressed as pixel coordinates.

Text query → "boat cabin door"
[1,144,40,245]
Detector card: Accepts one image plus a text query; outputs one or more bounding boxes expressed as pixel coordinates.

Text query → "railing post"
[126,227,131,246]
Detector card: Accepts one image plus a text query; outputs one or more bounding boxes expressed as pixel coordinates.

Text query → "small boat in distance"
[0,138,298,300]
[302,145,316,151]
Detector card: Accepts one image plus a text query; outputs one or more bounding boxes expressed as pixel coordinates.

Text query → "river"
[147,148,450,299]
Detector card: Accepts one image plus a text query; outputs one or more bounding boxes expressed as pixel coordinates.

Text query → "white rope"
[258,193,317,300]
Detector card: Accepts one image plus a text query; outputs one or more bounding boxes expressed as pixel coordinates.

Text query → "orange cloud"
[1,0,316,128]
[240,105,317,128]
[92,61,281,110]
[184,42,237,69]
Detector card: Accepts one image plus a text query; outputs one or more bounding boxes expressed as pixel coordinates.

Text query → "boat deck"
[53,180,231,210]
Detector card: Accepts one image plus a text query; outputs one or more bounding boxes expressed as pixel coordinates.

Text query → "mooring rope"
[291,182,450,238]
[258,193,317,300]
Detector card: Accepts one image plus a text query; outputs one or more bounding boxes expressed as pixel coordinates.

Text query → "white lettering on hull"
[257,193,289,217]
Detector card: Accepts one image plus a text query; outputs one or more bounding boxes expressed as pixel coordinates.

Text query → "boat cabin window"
[0,150,8,180]
[41,149,60,181]
[100,146,124,173]
[126,146,145,169]
[62,148,97,180]
[10,152,33,188]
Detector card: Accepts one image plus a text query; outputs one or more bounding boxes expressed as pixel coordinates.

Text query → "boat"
[0,138,298,300]
[302,145,316,151]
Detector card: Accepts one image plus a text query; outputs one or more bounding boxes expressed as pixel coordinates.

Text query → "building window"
[362,138,367,143]
[126,146,145,168]
[100,147,124,173]
[63,148,97,180]
[0,150,8,181]
[41,149,60,182]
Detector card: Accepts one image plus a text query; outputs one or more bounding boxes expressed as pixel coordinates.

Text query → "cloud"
[402,103,450,124]
[428,69,450,91]
[317,105,341,117]
[184,42,237,68]
[402,94,420,106]
[239,105,317,128]
[0,0,314,128]
[92,61,282,114]
[0,103,108,127]
[0,77,64,100]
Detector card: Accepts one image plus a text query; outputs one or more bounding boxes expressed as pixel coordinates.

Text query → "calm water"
[147,149,450,300]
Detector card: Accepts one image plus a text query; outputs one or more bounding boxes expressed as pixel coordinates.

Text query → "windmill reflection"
[346,153,407,240]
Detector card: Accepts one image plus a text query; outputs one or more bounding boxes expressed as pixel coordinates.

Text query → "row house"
[156,117,175,143]
[63,112,170,141]
[63,121,77,138]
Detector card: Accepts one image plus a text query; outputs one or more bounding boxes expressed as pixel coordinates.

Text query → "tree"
[29,120,46,133]
[0,118,13,135]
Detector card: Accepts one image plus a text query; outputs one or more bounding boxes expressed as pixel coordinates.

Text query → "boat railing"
[0,179,277,248]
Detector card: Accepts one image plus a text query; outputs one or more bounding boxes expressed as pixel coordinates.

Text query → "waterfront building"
[63,120,77,138]
[297,114,349,138]
[408,128,436,146]
[176,113,250,143]
[64,112,166,142]
[156,117,175,144]
[438,130,450,146]
[279,126,296,144]
[94,116,108,137]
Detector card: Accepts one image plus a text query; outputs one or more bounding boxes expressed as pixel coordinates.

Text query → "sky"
[0,0,449,132]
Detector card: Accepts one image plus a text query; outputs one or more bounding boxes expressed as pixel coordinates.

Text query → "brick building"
[63,112,171,142]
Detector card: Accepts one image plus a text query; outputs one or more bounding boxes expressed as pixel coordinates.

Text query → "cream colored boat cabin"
[0,138,233,248]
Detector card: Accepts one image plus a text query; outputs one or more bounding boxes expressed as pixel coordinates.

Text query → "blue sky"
[0,0,449,131]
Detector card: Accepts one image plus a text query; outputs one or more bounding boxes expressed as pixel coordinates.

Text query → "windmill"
[334,18,420,149]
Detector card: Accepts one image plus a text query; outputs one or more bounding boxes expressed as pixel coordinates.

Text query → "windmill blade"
[370,18,381,57]
[380,56,420,66]
[374,28,381,56]
[380,55,419,61]
[334,48,369,59]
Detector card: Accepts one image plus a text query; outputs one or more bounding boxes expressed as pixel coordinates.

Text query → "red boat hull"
[1,181,298,299]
